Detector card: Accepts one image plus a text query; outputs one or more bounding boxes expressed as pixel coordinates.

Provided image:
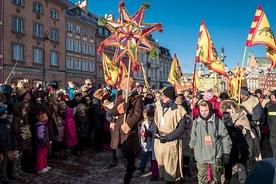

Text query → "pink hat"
[203,91,214,101]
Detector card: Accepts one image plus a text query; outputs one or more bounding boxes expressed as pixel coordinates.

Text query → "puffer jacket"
[65,108,78,147]
[0,118,18,151]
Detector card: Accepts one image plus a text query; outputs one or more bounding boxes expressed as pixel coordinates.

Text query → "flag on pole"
[195,20,216,66]
[117,58,128,90]
[266,46,276,68]
[168,53,183,88]
[192,70,202,91]
[102,53,119,87]
[140,62,150,89]
[246,5,276,51]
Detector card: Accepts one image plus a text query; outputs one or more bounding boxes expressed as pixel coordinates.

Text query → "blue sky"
[72,0,276,73]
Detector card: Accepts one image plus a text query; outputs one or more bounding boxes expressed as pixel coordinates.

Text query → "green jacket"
[189,114,232,163]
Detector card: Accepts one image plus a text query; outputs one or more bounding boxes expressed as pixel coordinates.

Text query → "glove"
[189,148,195,161]
[159,136,167,143]
[117,102,129,114]
[263,125,270,136]
[221,153,230,165]
[153,131,160,139]
[144,130,152,138]
[121,123,131,134]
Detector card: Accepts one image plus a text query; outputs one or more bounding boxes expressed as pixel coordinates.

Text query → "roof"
[255,57,271,65]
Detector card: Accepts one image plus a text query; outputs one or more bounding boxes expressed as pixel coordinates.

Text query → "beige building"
[3,0,68,87]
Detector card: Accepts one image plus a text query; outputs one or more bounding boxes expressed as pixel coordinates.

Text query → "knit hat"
[202,90,214,101]
[271,90,276,96]
[36,112,48,122]
[240,86,249,96]
[121,76,136,88]
[162,86,176,99]
[0,107,7,117]
[16,88,28,98]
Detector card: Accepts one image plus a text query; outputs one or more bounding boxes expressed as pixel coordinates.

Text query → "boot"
[11,169,22,180]
[66,149,74,159]
[1,173,13,184]
[17,166,27,177]
[109,158,118,168]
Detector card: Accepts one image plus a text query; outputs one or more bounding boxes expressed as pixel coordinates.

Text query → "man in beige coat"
[153,86,188,183]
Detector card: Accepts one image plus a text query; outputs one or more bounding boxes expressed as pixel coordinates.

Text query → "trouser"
[94,128,104,149]
[225,161,246,183]
[151,160,159,177]
[196,162,221,184]
[182,156,190,176]
[36,147,48,172]
[0,152,8,175]
[21,149,34,173]
[122,150,136,184]
[139,151,151,170]
[12,151,23,169]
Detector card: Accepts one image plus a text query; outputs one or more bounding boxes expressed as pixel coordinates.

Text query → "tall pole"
[43,31,49,87]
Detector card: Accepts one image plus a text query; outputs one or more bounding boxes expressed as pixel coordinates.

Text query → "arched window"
[33,2,42,13]
[50,9,58,19]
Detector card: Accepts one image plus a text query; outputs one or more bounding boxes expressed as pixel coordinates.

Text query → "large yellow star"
[98,2,162,63]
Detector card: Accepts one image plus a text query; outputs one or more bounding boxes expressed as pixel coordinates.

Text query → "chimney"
[77,0,88,14]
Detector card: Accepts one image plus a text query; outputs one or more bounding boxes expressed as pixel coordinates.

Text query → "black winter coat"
[0,118,18,151]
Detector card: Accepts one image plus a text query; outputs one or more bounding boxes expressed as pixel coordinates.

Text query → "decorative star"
[98,2,162,63]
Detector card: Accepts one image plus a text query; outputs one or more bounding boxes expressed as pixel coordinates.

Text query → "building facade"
[3,0,68,87]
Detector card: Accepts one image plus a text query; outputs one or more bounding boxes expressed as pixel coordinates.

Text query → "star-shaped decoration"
[98,2,162,63]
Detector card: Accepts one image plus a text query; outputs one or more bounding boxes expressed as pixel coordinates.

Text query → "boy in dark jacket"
[0,107,18,184]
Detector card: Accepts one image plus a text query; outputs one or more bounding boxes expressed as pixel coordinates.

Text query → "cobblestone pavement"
[13,139,272,184]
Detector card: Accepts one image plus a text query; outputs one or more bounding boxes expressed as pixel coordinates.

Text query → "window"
[13,44,23,60]
[99,54,102,62]
[33,23,42,37]
[66,39,73,51]
[50,9,58,19]
[51,51,58,66]
[82,28,87,35]
[13,17,23,32]
[33,2,42,13]
[13,0,22,6]
[66,58,73,69]
[82,43,87,54]
[89,45,94,55]
[67,22,72,31]
[50,28,58,41]
[75,41,81,52]
[33,48,42,63]
[82,60,88,71]
[98,27,103,34]
[89,30,94,37]
[104,29,109,36]
[89,62,95,72]
[75,25,80,33]
[75,59,80,70]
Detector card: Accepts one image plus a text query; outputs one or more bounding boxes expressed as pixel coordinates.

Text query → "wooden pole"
[4,62,18,84]
[238,46,248,105]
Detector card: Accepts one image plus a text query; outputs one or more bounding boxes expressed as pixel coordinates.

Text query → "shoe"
[104,144,113,151]
[11,170,22,180]
[17,166,28,177]
[150,176,158,181]
[1,175,13,184]
[109,159,118,167]
[224,180,230,184]
[46,166,51,170]
[37,168,49,174]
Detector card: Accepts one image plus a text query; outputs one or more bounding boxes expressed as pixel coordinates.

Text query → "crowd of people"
[0,76,275,184]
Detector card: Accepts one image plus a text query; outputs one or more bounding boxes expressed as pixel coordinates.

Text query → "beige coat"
[154,99,187,181]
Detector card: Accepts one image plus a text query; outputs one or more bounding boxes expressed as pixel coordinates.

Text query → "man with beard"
[109,76,143,184]
[189,100,232,184]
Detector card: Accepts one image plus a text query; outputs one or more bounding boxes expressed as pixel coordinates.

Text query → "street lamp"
[43,31,49,87]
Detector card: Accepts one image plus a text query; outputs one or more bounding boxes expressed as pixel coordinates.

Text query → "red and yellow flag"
[192,70,202,92]
[117,58,128,90]
[168,53,183,88]
[140,62,150,89]
[195,20,216,66]
[266,46,276,68]
[102,53,119,87]
[246,5,276,51]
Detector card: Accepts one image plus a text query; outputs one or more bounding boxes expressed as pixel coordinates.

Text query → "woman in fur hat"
[220,100,253,184]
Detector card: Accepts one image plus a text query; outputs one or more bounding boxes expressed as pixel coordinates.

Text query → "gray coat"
[189,114,232,164]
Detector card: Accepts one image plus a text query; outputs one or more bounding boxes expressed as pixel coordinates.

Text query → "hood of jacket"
[65,107,74,118]
[12,100,30,116]
[220,99,240,113]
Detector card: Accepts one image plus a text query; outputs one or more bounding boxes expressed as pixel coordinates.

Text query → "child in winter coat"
[0,107,18,183]
[74,103,89,155]
[138,106,154,174]
[65,108,78,159]
[35,112,51,174]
